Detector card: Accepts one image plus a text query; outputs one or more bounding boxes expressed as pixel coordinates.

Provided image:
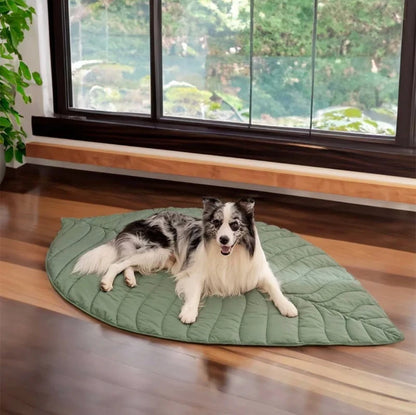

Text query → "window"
[69,0,151,114]
[35,0,415,177]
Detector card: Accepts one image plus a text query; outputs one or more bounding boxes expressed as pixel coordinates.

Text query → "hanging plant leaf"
[32,71,42,85]
[19,61,31,80]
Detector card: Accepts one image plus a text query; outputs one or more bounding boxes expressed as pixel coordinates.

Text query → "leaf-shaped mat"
[46,208,404,346]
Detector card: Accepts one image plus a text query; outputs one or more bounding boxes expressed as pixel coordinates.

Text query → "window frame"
[33,0,416,178]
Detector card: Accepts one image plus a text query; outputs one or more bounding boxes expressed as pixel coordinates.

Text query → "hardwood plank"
[0,191,131,221]
[0,238,48,270]
[301,235,416,278]
[241,347,416,397]
[0,191,131,247]
[0,261,91,322]
[26,141,416,203]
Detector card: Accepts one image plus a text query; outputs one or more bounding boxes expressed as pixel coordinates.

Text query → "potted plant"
[0,0,42,183]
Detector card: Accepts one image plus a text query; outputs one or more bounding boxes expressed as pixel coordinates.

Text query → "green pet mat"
[46,208,404,346]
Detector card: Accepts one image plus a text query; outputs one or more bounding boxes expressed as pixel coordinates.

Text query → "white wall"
[16,0,53,136]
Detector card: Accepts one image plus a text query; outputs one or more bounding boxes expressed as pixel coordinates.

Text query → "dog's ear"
[202,197,222,212]
[237,198,255,214]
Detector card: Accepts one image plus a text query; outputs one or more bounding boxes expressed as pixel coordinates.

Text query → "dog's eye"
[229,221,239,231]
[212,219,221,228]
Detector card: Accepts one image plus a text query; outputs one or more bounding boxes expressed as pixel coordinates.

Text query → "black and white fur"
[73,198,298,324]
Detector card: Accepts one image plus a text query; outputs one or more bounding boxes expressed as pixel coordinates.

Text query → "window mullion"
[150,0,163,121]
[249,0,254,127]
[309,0,318,135]
[396,0,416,147]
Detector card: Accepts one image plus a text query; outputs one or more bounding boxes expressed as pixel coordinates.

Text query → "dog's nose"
[219,236,229,245]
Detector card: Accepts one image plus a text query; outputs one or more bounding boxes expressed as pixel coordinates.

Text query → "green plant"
[312,107,395,136]
[0,0,42,163]
[164,86,215,117]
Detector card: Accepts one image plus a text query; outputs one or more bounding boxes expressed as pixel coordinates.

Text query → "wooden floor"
[1,164,415,415]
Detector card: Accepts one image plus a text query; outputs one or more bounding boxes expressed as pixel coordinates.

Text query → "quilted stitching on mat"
[45,208,404,346]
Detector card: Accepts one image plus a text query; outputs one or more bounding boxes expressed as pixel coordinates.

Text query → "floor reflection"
[203,359,229,391]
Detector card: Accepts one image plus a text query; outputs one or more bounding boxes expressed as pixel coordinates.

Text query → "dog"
[73,197,298,324]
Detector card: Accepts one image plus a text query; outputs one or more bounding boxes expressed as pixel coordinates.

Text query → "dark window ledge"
[32,115,416,178]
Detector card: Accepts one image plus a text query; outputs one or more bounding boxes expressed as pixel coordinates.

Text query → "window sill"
[32,115,416,178]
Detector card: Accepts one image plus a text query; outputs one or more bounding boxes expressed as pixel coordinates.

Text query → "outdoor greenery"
[69,0,404,135]
[0,0,42,163]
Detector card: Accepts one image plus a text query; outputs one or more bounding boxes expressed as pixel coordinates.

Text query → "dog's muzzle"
[219,235,233,255]
[221,245,232,255]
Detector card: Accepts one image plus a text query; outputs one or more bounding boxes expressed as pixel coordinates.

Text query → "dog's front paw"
[100,280,113,292]
[125,279,137,288]
[124,274,137,288]
[124,268,137,288]
[276,298,298,317]
[179,305,198,324]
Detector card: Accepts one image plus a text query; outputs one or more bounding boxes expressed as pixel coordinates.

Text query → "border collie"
[73,198,298,324]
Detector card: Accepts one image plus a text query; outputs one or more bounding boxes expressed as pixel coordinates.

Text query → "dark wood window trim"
[32,0,416,178]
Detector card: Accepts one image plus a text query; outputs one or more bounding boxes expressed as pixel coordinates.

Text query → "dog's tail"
[73,241,118,276]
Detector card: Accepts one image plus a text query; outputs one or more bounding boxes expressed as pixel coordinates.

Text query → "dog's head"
[202,197,256,256]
